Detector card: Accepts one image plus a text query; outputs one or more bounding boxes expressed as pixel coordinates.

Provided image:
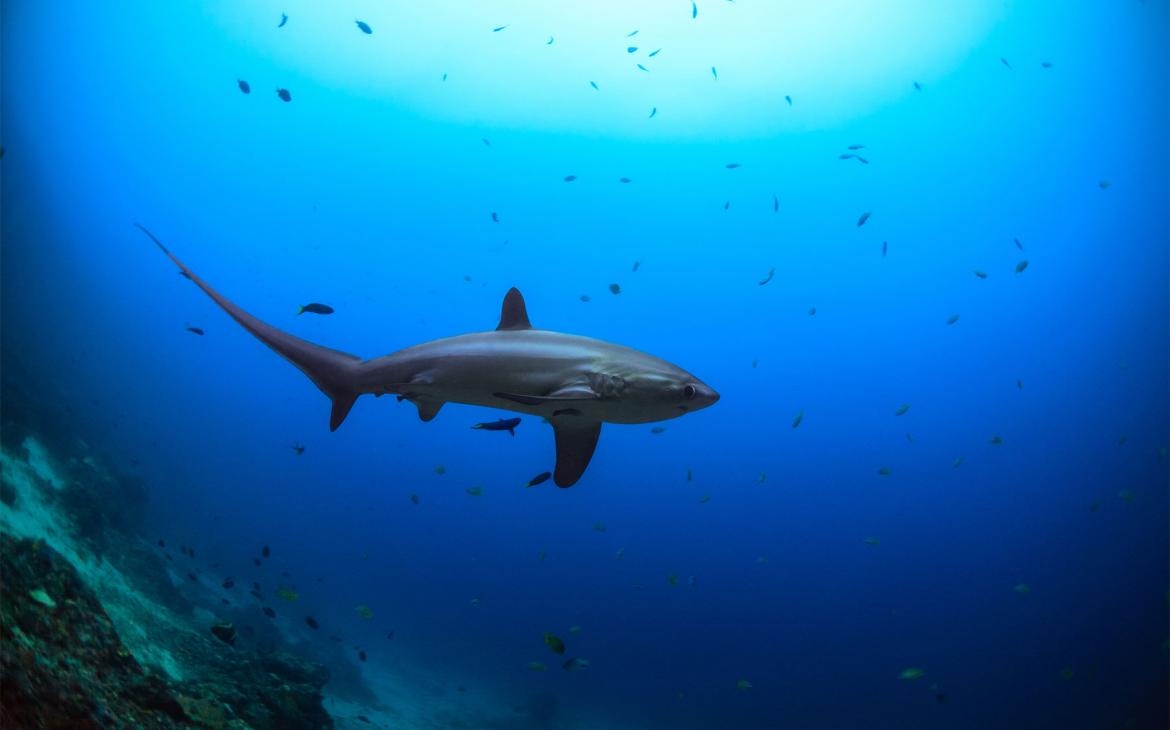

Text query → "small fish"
[619,177,631,183]
[900,668,925,680]
[648,107,657,118]
[627,30,639,37]
[758,268,775,286]
[894,404,911,416]
[277,586,298,601]
[465,486,484,496]
[1015,259,1029,273]
[491,212,500,223]
[482,138,491,146]
[526,471,552,488]
[544,633,565,655]
[699,495,711,503]
[1014,237,1024,250]
[1016,379,1023,390]
[1013,583,1030,594]
[222,578,235,589]
[355,604,374,619]
[691,0,698,18]
[905,432,914,442]
[751,359,758,368]
[952,456,964,469]
[569,625,582,634]
[627,47,638,54]
[773,194,779,212]
[1119,488,1135,503]
[792,410,804,428]
[784,95,792,106]
[913,81,922,91]
[563,174,577,182]
[725,162,741,169]
[737,679,753,690]
[590,81,599,90]
[528,661,548,672]
[262,545,270,558]
[410,493,419,504]
[667,574,679,586]
[878,467,891,476]
[632,260,641,272]
[857,211,871,227]
[648,48,662,57]
[808,307,816,316]
[882,241,888,257]
[848,144,866,150]
[650,426,666,434]
[757,472,766,483]
[724,201,730,210]
[538,550,546,561]
[355,20,372,34]
[186,326,204,336]
[615,548,625,559]
[1000,57,1013,70]
[686,467,693,482]
[297,303,333,315]
[492,24,509,32]
[563,657,590,671]
[946,314,960,325]
[548,36,554,45]
[237,79,251,94]
[434,464,446,475]
[305,616,319,629]
[276,88,291,102]
[292,443,304,455]
[989,435,1003,445]
[579,295,591,302]
[358,650,367,662]
[1117,434,1128,446]
[442,73,448,81]
[1041,61,1053,69]
[637,64,649,72]
[974,270,988,279]
[386,630,395,639]
[863,536,880,545]
[278,13,287,28]
[210,621,236,646]
[609,283,622,295]
[839,154,856,160]
[472,417,521,436]
[856,156,869,164]
[262,606,275,618]
[592,522,607,532]
[712,66,718,79]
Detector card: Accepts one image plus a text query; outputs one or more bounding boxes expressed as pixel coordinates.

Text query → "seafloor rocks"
[0,532,334,729]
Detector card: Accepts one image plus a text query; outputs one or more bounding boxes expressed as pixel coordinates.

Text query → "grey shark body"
[138,224,719,486]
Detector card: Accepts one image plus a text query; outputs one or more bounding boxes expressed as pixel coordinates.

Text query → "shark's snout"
[679,381,719,412]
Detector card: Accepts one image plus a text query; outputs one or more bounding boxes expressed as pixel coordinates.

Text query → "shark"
[137,224,719,487]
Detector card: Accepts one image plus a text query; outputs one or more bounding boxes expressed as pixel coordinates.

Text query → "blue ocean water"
[3,1,1168,727]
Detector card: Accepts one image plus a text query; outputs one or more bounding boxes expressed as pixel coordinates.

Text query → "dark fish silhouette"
[262,545,270,558]
[297,303,333,315]
[758,268,775,286]
[278,13,287,28]
[356,20,372,34]
[305,616,319,629]
[186,326,204,336]
[238,79,251,94]
[292,443,305,455]
[526,471,552,487]
[882,241,888,257]
[491,211,500,222]
[263,607,275,618]
[472,417,521,436]
[276,88,291,102]
[857,211,872,227]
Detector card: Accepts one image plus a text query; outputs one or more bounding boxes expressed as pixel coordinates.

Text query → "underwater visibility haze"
[2,1,1168,728]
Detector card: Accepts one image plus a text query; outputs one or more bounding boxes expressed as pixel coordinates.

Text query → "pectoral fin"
[552,421,602,487]
[494,385,599,406]
[414,399,444,422]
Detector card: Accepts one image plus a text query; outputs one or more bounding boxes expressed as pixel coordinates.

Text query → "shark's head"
[594,355,719,424]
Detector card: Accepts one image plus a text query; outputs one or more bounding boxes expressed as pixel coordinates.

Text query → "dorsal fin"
[496,288,533,330]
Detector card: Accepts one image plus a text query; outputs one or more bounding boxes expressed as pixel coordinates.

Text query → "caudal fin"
[137,223,364,431]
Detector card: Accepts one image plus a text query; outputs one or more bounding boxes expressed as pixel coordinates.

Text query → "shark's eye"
[683,385,697,400]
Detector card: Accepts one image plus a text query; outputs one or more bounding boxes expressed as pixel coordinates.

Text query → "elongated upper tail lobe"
[137,223,363,430]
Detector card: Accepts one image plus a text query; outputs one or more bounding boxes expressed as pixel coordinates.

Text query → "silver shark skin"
[137,224,719,486]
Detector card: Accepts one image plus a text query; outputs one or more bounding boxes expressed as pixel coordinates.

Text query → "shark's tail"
[137,223,363,431]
